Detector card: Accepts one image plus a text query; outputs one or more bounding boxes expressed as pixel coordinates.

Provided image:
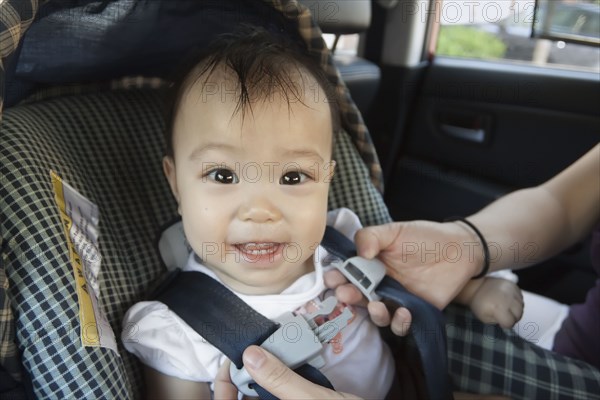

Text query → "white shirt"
[122,208,395,399]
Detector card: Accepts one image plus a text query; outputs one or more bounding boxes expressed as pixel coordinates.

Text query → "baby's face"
[164,69,334,295]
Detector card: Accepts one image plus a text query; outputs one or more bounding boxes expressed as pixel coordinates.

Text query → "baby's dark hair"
[164,25,340,157]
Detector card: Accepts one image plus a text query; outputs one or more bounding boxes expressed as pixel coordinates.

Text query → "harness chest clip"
[230,297,353,397]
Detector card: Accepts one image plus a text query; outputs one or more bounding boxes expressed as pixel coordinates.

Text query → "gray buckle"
[333,256,386,302]
[230,297,353,397]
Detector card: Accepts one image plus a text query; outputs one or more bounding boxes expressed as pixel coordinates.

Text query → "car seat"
[0,1,391,398]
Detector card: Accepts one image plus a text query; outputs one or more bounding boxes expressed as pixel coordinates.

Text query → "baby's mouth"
[234,242,282,255]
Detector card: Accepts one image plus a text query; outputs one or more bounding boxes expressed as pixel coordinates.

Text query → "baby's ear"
[163,156,180,206]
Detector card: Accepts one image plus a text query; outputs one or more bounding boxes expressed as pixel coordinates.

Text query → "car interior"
[1,0,598,399]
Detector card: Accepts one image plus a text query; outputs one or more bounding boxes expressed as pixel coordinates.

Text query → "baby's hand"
[469,278,524,329]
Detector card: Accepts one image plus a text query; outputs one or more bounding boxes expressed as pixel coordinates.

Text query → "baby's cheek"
[182,220,221,258]
[194,242,223,263]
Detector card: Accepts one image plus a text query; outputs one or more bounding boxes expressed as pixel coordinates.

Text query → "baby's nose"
[237,188,282,223]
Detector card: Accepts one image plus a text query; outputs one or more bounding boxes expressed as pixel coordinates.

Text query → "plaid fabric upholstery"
[445,305,600,399]
[0,1,39,387]
[0,0,39,117]
[0,267,20,383]
[1,89,174,399]
[330,129,391,226]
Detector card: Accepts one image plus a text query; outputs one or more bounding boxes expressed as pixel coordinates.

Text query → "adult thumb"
[242,346,309,397]
[355,223,400,259]
[242,346,358,399]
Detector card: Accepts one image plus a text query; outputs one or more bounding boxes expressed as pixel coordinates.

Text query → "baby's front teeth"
[237,243,279,254]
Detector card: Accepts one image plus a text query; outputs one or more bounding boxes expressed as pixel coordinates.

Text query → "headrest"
[300,0,371,34]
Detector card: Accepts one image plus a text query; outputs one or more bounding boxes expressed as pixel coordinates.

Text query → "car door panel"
[384,58,600,303]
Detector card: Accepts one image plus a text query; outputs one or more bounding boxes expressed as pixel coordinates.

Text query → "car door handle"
[440,124,487,143]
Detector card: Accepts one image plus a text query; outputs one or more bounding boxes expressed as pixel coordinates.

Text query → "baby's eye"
[280,171,310,185]
[206,168,239,184]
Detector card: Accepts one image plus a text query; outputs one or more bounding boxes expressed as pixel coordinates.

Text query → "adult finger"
[367,301,391,327]
[390,307,412,336]
[354,224,401,260]
[213,359,238,400]
[334,283,368,307]
[324,269,348,289]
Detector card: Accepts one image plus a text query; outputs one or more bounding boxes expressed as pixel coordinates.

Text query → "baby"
[122,26,523,399]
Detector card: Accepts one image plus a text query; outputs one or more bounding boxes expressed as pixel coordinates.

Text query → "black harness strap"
[152,270,333,399]
[152,271,277,368]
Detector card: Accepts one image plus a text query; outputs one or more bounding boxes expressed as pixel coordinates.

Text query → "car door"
[363,0,600,304]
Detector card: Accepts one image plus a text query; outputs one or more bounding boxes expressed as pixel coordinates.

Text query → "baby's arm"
[454,277,524,329]
[122,301,220,399]
[145,366,211,400]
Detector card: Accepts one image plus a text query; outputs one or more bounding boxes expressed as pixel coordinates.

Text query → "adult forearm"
[468,187,571,272]
[469,144,600,272]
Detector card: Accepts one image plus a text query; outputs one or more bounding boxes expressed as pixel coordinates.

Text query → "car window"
[435,0,600,73]
[323,33,360,55]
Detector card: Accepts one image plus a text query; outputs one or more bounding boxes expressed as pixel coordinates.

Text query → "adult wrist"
[445,217,490,279]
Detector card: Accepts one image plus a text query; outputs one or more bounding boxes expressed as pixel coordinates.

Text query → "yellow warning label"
[51,171,100,347]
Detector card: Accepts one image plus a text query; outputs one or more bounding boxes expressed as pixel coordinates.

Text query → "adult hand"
[354,220,481,309]
[214,346,361,399]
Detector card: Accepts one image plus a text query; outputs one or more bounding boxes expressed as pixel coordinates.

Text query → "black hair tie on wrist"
[444,217,490,280]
